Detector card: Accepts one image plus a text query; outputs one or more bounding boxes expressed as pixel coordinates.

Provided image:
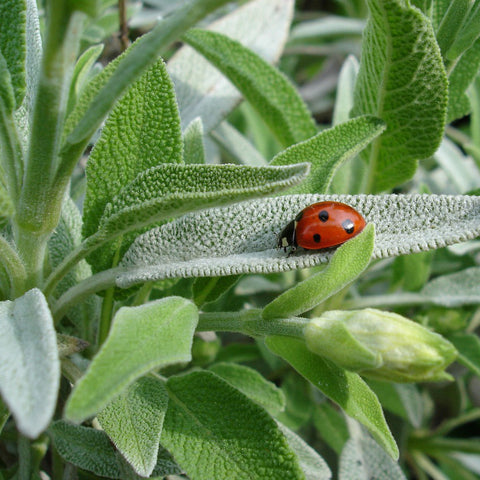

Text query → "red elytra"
[278,201,366,252]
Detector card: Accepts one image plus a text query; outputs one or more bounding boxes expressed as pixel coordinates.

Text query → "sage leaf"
[209,362,286,416]
[277,422,332,480]
[161,370,304,479]
[262,224,374,319]
[313,403,349,454]
[353,0,448,191]
[65,297,197,423]
[184,28,316,147]
[270,115,385,194]
[183,117,205,164]
[169,0,295,132]
[339,436,406,480]
[97,377,168,477]
[0,0,26,107]
[0,289,59,438]
[265,336,398,460]
[118,194,480,288]
[448,333,480,377]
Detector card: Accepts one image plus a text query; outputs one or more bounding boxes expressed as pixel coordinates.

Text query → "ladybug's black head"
[277,220,297,253]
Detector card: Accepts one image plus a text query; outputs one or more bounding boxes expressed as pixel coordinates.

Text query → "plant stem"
[0,235,26,297]
[198,309,308,338]
[98,287,115,346]
[18,435,32,480]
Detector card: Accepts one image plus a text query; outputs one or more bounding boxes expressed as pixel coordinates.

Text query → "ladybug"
[278,201,366,253]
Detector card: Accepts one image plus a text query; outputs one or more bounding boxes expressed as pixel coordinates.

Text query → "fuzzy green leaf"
[262,224,374,319]
[448,333,480,377]
[447,1,480,59]
[169,0,295,133]
[193,275,240,306]
[436,0,471,57]
[183,117,206,164]
[0,0,26,107]
[0,289,59,438]
[270,116,385,194]
[98,163,310,240]
[65,297,198,423]
[118,194,480,287]
[161,370,304,479]
[353,0,448,192]
[183,28,316,147]
[265,336,398,460]
[83,58,182,242]
[313,403,349,454]
[209,362,286,416]
[97,377,168,477]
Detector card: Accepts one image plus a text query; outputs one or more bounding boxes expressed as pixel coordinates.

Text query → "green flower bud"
[304,308,457,383]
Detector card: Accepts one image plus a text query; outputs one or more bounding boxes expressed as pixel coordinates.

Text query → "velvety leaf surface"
[184,28,316,147]
[161,371,304,479]
[209,362,286,416]
[117,194,480,287]
[0,0,26,106]
[353,0,448,191]
[97,377,168,477]
[262,224,374,319]
[265,336,398,460]
[183,117,205,164]
[270,115,385,193]
[0,289,59,438]
[168,0,294,132]
[65,297,197,423]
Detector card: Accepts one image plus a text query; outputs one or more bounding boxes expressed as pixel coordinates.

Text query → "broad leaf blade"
[183,28,316,147]
[0,289,59,438]
[169,0,295,133]
[65,297,198,423]
[161,371,304,479]
[265,336,398,460]
[118,194,480,287]
[262,224,374,319]
[97,377,168,477]
[270,116,385,194]
[353,0,448,191]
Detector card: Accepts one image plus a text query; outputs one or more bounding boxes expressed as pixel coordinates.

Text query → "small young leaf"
[97,377,168,477]
[161,370,304,479]
[183,117,206,164]
[65,297,198,423]
[118,194,480,287]
[169,0,295,132]
[50,422,122,478]
[270,116,385,194]
[183,28,317,147]
[265,336,398,460]
[262,224,374,319]
[0,0,26,107]
[277,422,332,480]
[0,289,59,438]
[339,436,406,480]
[353,0,448,191]
[209,362,286,416]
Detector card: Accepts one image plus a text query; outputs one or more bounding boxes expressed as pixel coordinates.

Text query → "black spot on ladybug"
[342,219,354,234]
[318,210,329,222]
[295,210,304,222]
[313,233,321,243]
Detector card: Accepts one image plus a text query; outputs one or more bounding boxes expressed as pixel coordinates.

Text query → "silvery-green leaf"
[183,117,205,164]
[289,15,365,42]
[210,121,267,166]
[353,0,448,192]
[0,289,59,438]
[117,194,480,288]
[168,0,295,132]
[339,436,406,480]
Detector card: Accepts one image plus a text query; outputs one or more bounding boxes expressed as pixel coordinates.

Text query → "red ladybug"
[278,201,366,253]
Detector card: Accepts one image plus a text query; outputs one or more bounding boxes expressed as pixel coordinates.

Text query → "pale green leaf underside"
[99,163,310,237]
[184,28,316,147]
[168,0,294,132]
[0,289,59,438]
[265,336,398,460]
[161,370,304,479]
[117,194,480,288]
[353,0,448,191]
[65,297,198,423]
[97,377,168,477]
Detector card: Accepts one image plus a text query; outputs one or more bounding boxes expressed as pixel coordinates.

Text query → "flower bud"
[304,308,457,382]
